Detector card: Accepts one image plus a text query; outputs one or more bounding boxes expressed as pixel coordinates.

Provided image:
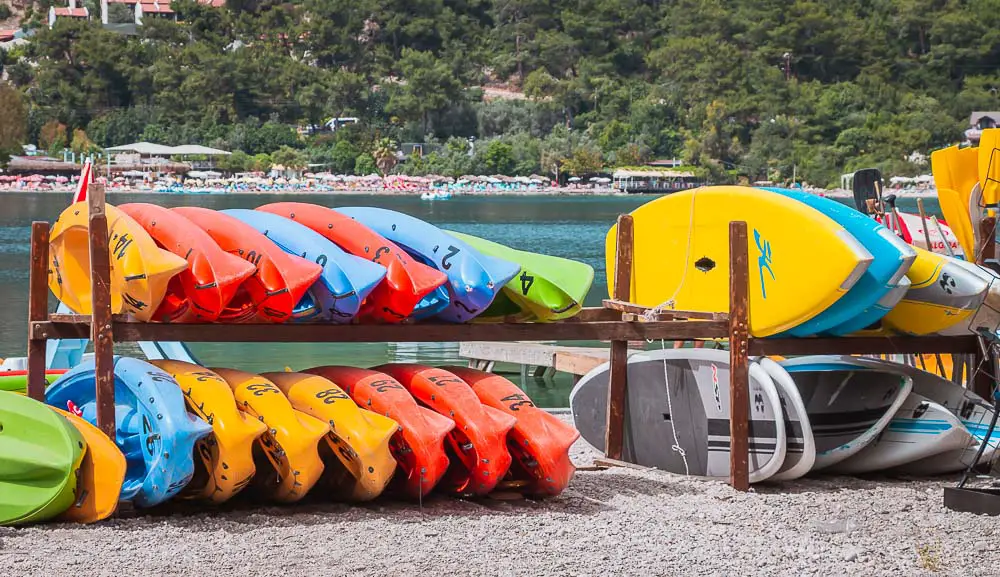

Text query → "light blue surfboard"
[223,209,387,323]
[336,207,520,322]
[760,188,916,336]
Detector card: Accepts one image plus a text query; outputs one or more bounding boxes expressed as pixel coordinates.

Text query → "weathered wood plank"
[978,216,996,265]
[26,222,50,402]
[88,183,116,439]
[728,221,750,492]
[749,336,979,356]
[605,214,634,461]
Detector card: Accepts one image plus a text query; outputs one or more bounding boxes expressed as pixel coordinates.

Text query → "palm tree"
[372,138,398,175]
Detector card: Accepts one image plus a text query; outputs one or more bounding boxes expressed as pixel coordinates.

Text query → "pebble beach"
[1,415,996,577]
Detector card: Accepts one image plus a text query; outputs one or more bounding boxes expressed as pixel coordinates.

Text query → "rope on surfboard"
[640,188,700,322]
[657,338,689,476]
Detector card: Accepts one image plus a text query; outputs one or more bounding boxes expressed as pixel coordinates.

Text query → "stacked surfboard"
[570,350,998,482]
[48,202,594,326]
[606,185,1000,338]
[1,357,579,526]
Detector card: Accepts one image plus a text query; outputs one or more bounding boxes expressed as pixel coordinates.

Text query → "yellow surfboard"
[150,360,267,503]
[213,368,328,503]
[51,407,126,524]
[979,128,1000,207]
[48,202,187,321]
[263,371,399,502]
[882,247,985,335]
[606,186,874,336]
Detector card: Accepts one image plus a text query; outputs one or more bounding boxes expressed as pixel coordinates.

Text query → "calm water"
[0,192,943,407]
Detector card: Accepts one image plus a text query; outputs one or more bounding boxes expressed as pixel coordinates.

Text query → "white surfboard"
[570,348,787,482]
[779,356,912,471]
[829,392,970,474]
[757,357,815,480]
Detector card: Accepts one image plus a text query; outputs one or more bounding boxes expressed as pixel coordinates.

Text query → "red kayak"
[256,203,448,322]
[374,364,516,496]
[173,207,322,323]
[305,366,453,498]
[443,366,579,496]
[120,203,256,322]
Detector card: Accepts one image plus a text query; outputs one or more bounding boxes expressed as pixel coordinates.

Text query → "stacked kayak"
[3,356,579,524]
[47,202,594,325]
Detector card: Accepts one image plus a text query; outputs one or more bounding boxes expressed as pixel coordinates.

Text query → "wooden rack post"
[604,214,633,460]
[88,184,116,438]
[728,222,750,491]
[26,222,50,401]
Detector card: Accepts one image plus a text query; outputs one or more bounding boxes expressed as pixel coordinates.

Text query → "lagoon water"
[0,192,941,406]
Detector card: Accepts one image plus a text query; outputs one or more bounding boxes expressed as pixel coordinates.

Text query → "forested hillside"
[1,0,1000,185]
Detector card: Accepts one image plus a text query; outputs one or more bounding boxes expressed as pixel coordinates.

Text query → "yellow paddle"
[932,148,977,257]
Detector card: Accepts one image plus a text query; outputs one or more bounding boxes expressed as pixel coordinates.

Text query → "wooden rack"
[24,185,990,492]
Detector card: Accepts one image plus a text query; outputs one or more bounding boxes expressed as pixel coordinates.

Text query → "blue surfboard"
[336,207,520,322]
[223,209,387,323]
[45,356,212,508]
[760,188,916,336]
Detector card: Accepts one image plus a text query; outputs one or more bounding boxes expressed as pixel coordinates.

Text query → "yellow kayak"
[263,371,399,502]
[213,368,328,503]
[150,360,267,503]
[882,247,985,335]
[48,202,187,321]
[51,407,126,523]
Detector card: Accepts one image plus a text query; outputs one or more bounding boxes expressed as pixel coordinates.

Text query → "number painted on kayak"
[441,245,460,270]
[122,292,147,311]
[373,246,391,263]
[500,393,534,411]
[192,371,223,383]
[369,378,404,393]
[315,387,351,404]
[315,254,328,267]
[245,250,262,267]
[453,300,478,315]
[427,374,465,387]
[519,271,534,295]
[112,233,133,260]
[246,382,280,396]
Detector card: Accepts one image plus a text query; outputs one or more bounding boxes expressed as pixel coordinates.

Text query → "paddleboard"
[263,371,399,502]
[305,366,454,499]
[45,357,212,507]
[151,360,267,503]
[222,209,387,322]
[443,366,579,496]
[0,391,84,526]
[979,128,1000,207]
[570,348,786,482]
[760,188,915,336]
[778,357,912,471]
[257,202,450,322]
[336,207,520,322]
[881,247,986,335]
[0,370,67,393]
[606,186,874,336]
[213,368,328,503]
[374,364,516,495]
[756,358,815,480]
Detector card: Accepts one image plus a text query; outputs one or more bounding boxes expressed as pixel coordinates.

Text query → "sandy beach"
[1,414,994,577]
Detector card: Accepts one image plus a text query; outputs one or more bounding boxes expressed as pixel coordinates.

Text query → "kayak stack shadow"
[0,359,580,526]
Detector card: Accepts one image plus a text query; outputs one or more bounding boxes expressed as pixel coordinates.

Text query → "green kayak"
[0,391,85,526]
[447,231,595,322]
[0,371,66,394]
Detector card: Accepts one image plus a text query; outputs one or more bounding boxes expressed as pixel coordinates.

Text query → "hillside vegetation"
[1,0,999,184]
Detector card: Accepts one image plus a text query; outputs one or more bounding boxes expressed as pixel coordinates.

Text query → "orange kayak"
[173,207,322,323]
[119,203,256,322]
[305,366,453,498]
[256,203,448,322]
[375,364,515,496]
[444,366,579,496]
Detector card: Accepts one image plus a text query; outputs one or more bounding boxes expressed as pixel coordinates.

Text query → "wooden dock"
[459,341,648,379]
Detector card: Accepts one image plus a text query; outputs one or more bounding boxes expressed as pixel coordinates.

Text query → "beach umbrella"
[568,176,582,182]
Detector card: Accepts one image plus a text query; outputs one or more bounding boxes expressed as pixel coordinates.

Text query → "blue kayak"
[223,209,387,323]
[45,356,211,508]
[336,207,520,322]
[760,188,916,336]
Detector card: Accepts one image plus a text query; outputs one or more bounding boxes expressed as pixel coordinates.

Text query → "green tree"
[329,140,359,174]
[483,139,515,175]
[371,138,398,174]
[218,150,251,173]
[0,83,27,167]
[270,145,307,169]
[39,119,68,155]
[354,152,377,175]
[387,49,465,137]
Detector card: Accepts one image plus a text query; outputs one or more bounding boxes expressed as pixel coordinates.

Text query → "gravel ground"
[2,415,998,577]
